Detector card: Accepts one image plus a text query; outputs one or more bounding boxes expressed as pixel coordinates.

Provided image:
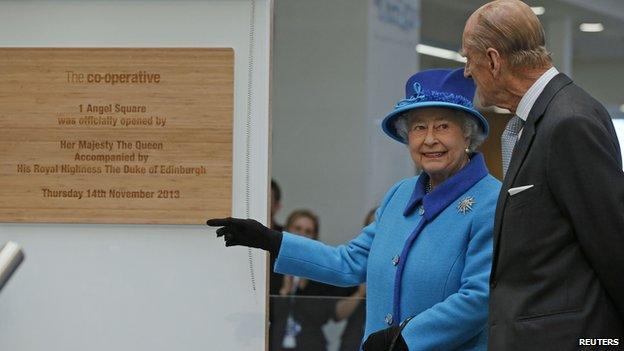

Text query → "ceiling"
[420,0,624,62]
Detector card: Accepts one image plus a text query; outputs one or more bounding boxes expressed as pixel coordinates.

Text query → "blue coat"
[274,153,501,350]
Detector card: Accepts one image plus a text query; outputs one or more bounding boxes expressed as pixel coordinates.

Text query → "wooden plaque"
[0,48,233,224]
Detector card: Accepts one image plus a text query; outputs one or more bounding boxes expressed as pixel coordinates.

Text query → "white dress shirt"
[515,66,559,137]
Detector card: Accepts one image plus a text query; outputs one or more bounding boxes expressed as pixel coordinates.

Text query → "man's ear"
[485,48,501,76]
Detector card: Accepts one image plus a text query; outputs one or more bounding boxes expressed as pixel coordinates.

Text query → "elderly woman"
[208,68,501,350]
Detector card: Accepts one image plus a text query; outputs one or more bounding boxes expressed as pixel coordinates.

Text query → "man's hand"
[207,217,283,256]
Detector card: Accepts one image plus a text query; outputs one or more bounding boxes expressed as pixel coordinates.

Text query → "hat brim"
[381,101,490,144]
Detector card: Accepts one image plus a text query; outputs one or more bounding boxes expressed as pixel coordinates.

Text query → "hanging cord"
[245,0,257,294]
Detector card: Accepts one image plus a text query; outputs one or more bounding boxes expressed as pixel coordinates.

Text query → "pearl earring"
[465,148,470,154]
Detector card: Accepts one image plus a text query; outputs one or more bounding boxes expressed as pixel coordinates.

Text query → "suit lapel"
[491,73,573,279]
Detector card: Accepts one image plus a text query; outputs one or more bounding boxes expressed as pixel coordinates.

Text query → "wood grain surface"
[0,48,233,224]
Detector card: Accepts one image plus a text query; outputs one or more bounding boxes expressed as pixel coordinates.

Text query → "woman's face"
[406,108,470,186]
[288,216,317,240]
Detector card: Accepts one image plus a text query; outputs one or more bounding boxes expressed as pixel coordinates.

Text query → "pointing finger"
[207,217,233,227]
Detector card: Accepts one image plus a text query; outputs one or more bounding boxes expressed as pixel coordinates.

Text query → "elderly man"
[461,0,624,349]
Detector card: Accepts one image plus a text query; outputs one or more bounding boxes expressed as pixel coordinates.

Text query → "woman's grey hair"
[394,109,486,152]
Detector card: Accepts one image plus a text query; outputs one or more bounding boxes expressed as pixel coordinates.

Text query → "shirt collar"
[515,66,559,122]
[403,152,489,219]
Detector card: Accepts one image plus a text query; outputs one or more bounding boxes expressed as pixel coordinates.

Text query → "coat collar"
[403,152,489,219]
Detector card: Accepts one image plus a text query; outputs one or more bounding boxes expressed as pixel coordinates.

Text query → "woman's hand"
[207,217,283,256]
[362,325,408,351]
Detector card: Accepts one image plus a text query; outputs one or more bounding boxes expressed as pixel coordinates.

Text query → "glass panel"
[269,292,366,351]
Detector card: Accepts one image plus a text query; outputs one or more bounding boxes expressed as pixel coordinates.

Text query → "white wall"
[272,0,418,246]
[272,0,369,245]
[0,1,271,351]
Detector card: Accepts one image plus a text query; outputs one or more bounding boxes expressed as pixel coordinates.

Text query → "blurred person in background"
[269,179,285,350]
[272,209,338,351]
[270,179,284,232]
[209,68,501,350]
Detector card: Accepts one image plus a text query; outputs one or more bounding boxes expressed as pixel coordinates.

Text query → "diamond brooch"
[457,196,476,214]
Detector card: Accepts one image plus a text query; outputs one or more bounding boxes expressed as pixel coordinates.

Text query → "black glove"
[206,217,283,257]
[362,325,408,351]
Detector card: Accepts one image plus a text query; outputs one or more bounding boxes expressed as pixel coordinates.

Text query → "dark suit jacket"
[488,73,624,350]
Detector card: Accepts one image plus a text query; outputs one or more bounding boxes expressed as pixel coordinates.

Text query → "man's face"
[270,189,280,218]
[461,22,499,107]
[463,49,495,107]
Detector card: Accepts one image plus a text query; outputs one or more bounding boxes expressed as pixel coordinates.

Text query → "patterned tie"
[501,115,525,177]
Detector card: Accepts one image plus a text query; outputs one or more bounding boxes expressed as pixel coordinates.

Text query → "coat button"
[490,279,497,289]
[385,313,393,325]
[391,255,400,266]
[418,206,425,216]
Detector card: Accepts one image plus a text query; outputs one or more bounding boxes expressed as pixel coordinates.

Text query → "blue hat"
[381,68,489,144]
